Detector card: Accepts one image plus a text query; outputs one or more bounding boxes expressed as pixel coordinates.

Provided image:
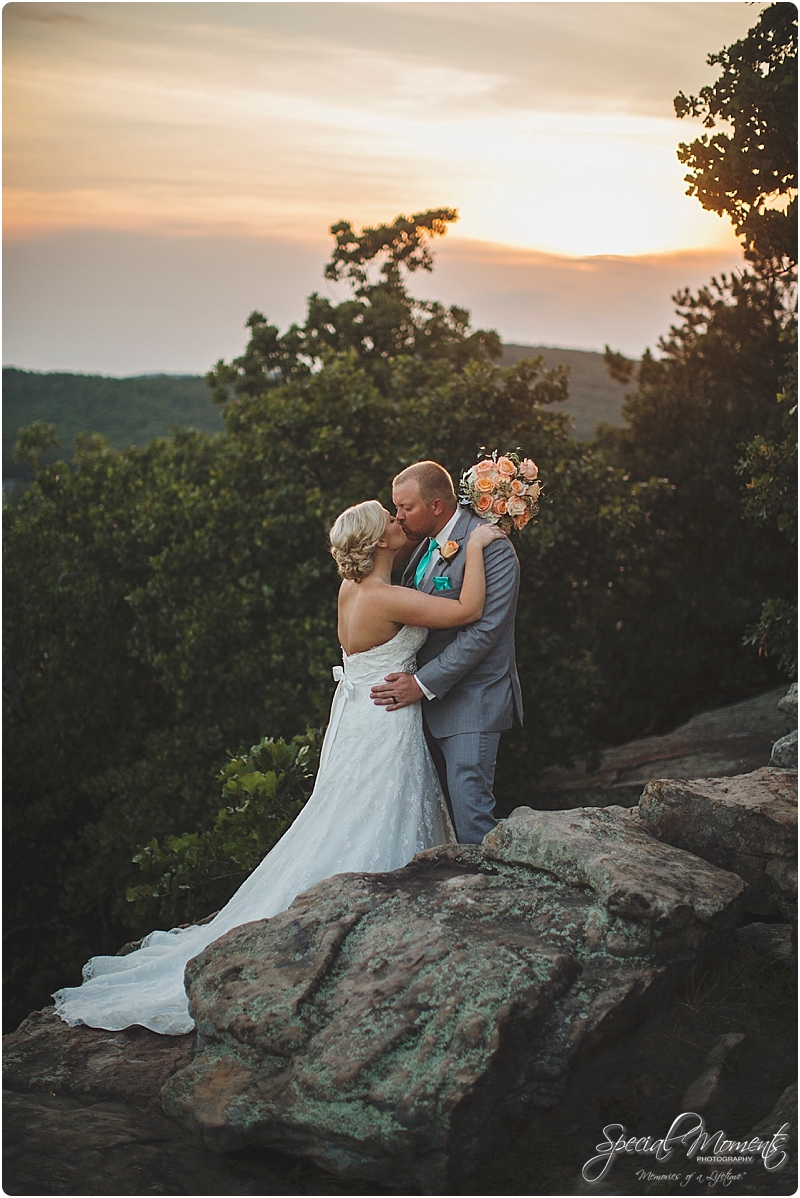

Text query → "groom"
[370,460,523,844]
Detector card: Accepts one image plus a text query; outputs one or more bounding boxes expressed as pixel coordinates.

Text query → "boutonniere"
[440,540,460,562]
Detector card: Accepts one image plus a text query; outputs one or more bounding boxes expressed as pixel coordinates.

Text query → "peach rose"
[510,478,526,495]
[475,458,495,474]
[514,507,533,529]
[527,481,541,502]
[475,493,493,514]
[520,458,538,480]
[496,456,515,476]
[492,498,508,516]
[476,475,495,493]
[507,496,527,517]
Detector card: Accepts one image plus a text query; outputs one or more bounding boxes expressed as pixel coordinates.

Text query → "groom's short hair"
[394,461,456,505]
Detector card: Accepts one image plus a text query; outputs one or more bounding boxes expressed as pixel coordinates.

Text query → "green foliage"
[737,330,798,676]
[738,332,798,543]
[740,430,798,539]
[596,268,795,733]
[12,419,60,476]
[602,345,636,386]
[743,598,797,678]
[615,0,800,703]
[3,369,223,481]
[3,343,626,500]
[674,2,797,272]
[127,731,322,926]
[323,208,458,288]
[3,429,225,1027]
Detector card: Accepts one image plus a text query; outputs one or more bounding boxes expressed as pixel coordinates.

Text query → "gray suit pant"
[425,728,501,845]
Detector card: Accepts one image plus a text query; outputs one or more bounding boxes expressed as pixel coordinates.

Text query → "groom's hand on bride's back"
[371,672,423,711]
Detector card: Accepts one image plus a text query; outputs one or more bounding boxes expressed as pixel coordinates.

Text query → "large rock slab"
[3,1006,194,1113]
[483,805,745,946]
[637,767,797,918]
[162,808,746,1191]
[525,687,791,809]
[1,1089,281,1196]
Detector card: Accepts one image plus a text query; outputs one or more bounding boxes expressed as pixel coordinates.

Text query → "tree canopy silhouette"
[207,207,502,403]
[675,2,797,273]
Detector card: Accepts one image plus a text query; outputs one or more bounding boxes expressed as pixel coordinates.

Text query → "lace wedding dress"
[54,626,453,1035]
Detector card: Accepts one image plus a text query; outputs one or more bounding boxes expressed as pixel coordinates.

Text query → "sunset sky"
[4,1,764,372]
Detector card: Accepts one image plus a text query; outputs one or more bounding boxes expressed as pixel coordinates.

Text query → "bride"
[54,500,504,1035]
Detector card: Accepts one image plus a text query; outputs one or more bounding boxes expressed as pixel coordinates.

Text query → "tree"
[3,428,223,1026]
[674,2,797,273]
[5,211,668,1024]
[597,267,794,732]
[12,420,60,476]
[594,3,798,730]
[206,209,502,403]
[737,325,797,676]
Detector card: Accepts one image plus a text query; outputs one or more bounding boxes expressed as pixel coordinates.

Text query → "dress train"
[53,625,452,1034]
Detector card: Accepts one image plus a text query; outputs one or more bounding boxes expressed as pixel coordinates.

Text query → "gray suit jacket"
[402,506,523,738]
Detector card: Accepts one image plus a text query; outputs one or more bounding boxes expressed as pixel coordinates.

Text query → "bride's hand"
[469,522,508,549]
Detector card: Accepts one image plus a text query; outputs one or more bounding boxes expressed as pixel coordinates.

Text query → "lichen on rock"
[161,811,746,1190]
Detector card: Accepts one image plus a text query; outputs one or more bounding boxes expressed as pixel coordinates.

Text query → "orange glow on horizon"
[3,2,758,260]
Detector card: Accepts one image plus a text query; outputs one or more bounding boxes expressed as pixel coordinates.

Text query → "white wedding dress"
[53,626,453,1035]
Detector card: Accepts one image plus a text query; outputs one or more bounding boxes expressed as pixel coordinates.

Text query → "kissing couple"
[55,460,523,1035]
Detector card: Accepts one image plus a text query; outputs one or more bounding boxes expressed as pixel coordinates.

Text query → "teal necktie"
[414,538,439,588]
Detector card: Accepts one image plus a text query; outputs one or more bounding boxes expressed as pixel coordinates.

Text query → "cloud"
[414,238,747,355]
[3,228,745,374]
[4,2,761,256]
[4,3,766,116]
[1,2,758,373]
[321,2,767,118]
[7,4,92,25]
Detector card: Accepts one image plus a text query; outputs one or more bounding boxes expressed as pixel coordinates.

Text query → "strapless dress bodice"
[338,625,427,684]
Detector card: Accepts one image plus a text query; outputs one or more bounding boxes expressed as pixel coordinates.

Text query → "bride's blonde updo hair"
[329,500,388,582]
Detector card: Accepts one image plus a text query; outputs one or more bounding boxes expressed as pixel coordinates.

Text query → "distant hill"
[3,370,223,480]
[499,345,630,440]
[3,348,629,479]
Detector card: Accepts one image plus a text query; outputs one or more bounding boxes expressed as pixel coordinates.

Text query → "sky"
[3,1,765,373]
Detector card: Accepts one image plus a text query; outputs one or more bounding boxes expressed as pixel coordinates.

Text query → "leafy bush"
[127,730,322,926]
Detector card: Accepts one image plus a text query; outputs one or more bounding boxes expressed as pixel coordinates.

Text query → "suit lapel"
[420,508,473,593]
[403,539,429,589]
[450,505,473,548]
[403,508,474,591]
[439,507,473,578]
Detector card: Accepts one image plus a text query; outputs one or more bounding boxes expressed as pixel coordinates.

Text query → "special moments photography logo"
[582,1112,792,1185]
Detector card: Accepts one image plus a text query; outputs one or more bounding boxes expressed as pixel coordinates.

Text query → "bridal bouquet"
[459,450,542,533]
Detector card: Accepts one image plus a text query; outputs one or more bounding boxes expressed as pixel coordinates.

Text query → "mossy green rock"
[162,809,745,1190]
